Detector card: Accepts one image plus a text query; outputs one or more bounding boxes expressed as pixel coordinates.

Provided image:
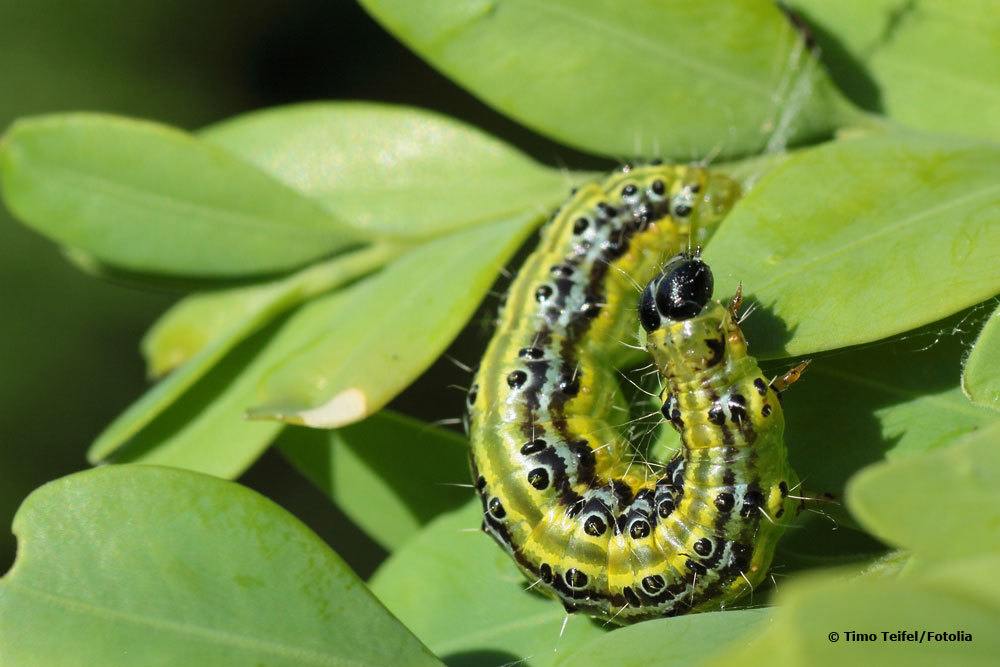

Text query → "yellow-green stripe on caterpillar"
[468,164,806,624]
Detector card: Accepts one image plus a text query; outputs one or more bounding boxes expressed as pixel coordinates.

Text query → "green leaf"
[780,319,998,498]
[248,213,539,427]
[91,213,535,477]
[707,562,1000,667]
[787,0,1000,142]
[0,465,441,666]
[359,0,856,160]
[202,102,573,239]
[553,608,772,667]
[772,520,891,575]
[278,410,470,551]
[706,131,1000,359]
[90,289,358,478]
[0,113,363,277]
[962,301,1000,411]
[89,245,399,467]
[847,420,1000,561]
[140,244,400,379]
[914,554,1000,609]
[370,501,606,666]
[141,284,288,381]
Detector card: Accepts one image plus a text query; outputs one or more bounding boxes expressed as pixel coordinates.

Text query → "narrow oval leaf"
[141,244,400,378]
[142,284,292,381]
[359,0,856,159]
[0,465,441,667]
[706,132,1000,358]
[370,501,606,666]
[0,113,363,277]
[781,319,998,497]
[249,213,540,427]
[708,567,1000,667]
[553,608,772,667]
[88,245,398,466]
[89,217,520,478]
[91,286,358,478]
[787,0,1000,142]
[202,102,573,238]
[962,302,1000,410]
[847,420,1000,561]
[278,410,470,551]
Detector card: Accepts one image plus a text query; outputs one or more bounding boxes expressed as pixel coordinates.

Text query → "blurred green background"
[0,0,599,575]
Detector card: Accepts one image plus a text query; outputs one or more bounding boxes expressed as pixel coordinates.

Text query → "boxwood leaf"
[552,608,772,667]
[88,245,398,467]
[278,410,470,551]
[0,113,363,277]
[847,419,1000,561]
[706,131,1000,359]
[91,212,536,477]
[90,286,357,478]
[202,102,573,239]
[370,501,606,666]
[707,558,1000,667]
[140,244,400,378]
[962,301,1000,411]
[787,0,1000,142]
[781,317,998,498]
[359,0,857,159]
[0,465,441,666]
[248,213,540,427]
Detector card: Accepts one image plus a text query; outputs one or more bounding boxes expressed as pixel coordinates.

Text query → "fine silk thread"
[467,164,803,624]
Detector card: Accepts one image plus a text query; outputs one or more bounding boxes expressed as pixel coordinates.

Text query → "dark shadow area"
[787,7,884,113]
[245,2,613,172]
[103,317,286,465]
[277,418,471,537]
[443,650,523,667]
[758,304,993,575]
[387,216,543,430]
[771,514,891,578]
[737,296,799,360]
[241,447,388,579]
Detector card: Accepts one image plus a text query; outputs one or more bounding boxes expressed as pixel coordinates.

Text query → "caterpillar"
[467,164,807,624]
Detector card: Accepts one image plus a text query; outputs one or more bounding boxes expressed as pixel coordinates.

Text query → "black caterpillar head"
[639,254,714,332]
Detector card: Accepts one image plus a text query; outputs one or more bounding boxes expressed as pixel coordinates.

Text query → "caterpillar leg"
[771,360,811,392]
[785,479,838,518]
[727,283,743,318]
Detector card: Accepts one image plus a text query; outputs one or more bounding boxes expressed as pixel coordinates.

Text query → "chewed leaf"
[0,465,441,666]
[248,213,540,427]
[202,102,575,239]
[706,131,1000,359]
[962,301,1000,411]
[278,410,470,551]
[0,113,363,277]
[359,0,857,159]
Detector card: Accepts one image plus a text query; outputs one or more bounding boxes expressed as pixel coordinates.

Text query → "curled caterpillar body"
[468,165,797,624]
